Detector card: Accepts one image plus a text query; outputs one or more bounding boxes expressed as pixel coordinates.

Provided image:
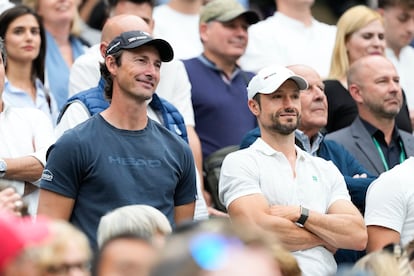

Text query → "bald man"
[326,55,414,177]
[56,14,152,137]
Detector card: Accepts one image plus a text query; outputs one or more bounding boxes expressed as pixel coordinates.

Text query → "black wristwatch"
[296,206,309,227]
[0,159,7,178]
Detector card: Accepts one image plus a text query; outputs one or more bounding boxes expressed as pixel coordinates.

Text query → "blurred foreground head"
[150,218,301,276]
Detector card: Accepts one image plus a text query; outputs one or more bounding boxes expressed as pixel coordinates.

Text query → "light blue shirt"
[3,78,59,126]
[45,31,86,110]
[295,129,324,157]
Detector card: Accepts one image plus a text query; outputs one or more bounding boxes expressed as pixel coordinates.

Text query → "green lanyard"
[372,137,406,171]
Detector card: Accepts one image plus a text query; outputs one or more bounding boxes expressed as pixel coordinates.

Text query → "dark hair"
[253,93,261,106]
[100,50,123,101]
[378,0,414,9]
[0,5,46,83]
[105,0,154,10]
[0,37,6,67]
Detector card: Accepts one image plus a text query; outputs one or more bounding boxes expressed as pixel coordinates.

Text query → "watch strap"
[297,206,309,226]
[0,159,6,178]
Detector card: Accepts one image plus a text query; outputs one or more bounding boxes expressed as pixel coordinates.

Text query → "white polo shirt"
[219,138,350,276]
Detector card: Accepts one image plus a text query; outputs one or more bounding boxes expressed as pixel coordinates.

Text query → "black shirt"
[360,117,406,171]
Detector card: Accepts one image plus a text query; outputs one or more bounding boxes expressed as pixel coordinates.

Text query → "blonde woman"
[37,220,92,276]
[324,5,412,133]
[353,245,413,276]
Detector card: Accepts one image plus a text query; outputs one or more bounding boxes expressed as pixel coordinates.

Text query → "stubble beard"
[268,111,300,135]
[368,101,401,120]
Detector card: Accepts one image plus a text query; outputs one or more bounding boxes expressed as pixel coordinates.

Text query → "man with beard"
[326,55,414,176]
[218,65,367,276]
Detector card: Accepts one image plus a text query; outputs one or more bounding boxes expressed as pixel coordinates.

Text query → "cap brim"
[290,76,308,90]
[217,10,260,25]
[122,38,174,62]
[242,11,260,25]
[251,75,308,98]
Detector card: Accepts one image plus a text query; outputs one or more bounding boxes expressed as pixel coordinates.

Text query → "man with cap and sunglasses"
[38,30,197,250]
[218,65,367,275]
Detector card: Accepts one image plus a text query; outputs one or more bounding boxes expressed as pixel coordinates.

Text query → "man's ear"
[100,42,108,59]
[199,23,209,44]
[248,99,260,116]
[349,84,363,104]
[105,55,117,76]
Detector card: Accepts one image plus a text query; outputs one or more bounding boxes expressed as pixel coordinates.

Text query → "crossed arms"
[228,194,367,252]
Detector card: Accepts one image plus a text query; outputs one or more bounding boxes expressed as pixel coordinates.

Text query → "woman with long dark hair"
[0,5,59,124]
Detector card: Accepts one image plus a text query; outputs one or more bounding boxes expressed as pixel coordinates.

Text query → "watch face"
[0,160,6,172]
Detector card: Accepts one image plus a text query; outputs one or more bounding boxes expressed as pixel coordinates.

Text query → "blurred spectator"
[327,0,372,18]
[23,0,88,110]
[150,218,287,276]
[0,0,14,13]
[94,233,158,276]
[0,211,50,276]
[240,0,336,78]
[36,220,92,276]
[353,244,413,275]
[183,0,259,160]
[324,5,412,134]
[0,5,59,125]
[0,186,26,216]
[153,0,203,60]
[377,0,414,131]
[97,204,172,248]
[0,36,55,216]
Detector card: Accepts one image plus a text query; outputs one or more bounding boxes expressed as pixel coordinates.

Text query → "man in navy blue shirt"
[38,31,197,249]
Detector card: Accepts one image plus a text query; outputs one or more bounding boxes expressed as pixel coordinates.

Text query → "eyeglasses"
[46,261,91,275]
[189,232,243,271]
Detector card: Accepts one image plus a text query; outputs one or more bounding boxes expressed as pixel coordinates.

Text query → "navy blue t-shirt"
[41,115,196,248]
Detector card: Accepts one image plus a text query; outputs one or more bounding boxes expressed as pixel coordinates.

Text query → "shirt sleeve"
[219,151,262,209]
[173,144,197,206]
[365,172,405,233]
[40,131,84,199]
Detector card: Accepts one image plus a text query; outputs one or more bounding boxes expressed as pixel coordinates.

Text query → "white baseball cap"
[247,65,308,99]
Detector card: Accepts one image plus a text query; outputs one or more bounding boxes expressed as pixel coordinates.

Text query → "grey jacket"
[325,117,414,176]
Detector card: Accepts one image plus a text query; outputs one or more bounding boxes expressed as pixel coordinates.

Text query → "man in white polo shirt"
[219,65,367,275]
